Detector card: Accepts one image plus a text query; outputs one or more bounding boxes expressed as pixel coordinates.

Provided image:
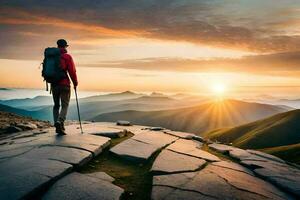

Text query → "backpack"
[42,47,67,84]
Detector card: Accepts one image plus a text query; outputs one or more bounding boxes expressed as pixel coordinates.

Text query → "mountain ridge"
[91,99,288,134]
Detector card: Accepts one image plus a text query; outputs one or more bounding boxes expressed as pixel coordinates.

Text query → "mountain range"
[0,90,298,164]
[91,99,288,134]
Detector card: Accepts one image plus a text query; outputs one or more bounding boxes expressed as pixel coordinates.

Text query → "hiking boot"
[61,122,65,131]
[55,122,67,135]
[56,130,67,136]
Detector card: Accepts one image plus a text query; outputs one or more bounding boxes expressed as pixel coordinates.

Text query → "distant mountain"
[0,104,32,116]
[91,99,288,134]
[275,99,300,109]
[80,91,143,103]
[205,109,300,164]
[125,96,176,103]
[7,95,195,122]
[67,95,183,121]
[0,103,52,121]
[150,92,165,97]
[0,96,53,110]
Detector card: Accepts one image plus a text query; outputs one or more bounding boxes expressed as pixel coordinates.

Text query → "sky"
[1,0,300,97]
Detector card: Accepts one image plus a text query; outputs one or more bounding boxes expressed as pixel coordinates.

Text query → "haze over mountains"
[0,91,210,121]
[0,91,289,132]
[92,99,288,134]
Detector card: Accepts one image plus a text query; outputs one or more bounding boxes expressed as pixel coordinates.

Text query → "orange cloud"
[0,7,145,38]
[84,51,300,77]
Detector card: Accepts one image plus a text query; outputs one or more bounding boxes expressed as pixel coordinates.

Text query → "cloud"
[0,0,300,60]
[84,51,300,76]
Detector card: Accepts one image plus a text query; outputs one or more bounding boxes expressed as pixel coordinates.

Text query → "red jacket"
[58,48,78,87]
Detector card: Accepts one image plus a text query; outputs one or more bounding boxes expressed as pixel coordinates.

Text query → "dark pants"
[52,84,71,123]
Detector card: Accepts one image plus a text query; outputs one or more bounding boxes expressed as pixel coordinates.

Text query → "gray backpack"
[42,47,67,84]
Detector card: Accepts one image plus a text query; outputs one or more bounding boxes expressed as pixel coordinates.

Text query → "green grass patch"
[79,132,157,200]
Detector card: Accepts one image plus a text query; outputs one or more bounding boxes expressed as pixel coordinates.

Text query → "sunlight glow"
[212,83,226,96]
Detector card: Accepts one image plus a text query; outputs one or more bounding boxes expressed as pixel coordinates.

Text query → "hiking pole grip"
[74,88,83,134]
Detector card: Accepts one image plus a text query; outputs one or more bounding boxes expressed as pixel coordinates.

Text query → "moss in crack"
[78,132,160,200]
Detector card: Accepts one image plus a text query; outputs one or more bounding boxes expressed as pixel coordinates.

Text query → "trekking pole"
[74,87,83,134]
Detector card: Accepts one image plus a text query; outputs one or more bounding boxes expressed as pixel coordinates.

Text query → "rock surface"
[167,139,220,161]
[43,172,123,200]
[0,123,111,200]
[151,149,206,174]
[152,163,292,200]
[110,131,178,162]
[0,157,72,200]
[0,121,299,200]
[110,138,159,162]
[209,142,300,198]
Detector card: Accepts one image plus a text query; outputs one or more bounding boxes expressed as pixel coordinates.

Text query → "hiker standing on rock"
[42,39,78,135]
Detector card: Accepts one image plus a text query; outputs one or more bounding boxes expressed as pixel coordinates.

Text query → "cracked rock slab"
[41,134,110,156]
[110,132,177,162]
[66,124,126,138]
[211,161,254,176]
[0,146,34,160]
[43,172,123,200]
[241,159,300,197]
[163,130,196,139]
[110,139,159,162]
[91,130,126,138]
[209,143,284,164]
[152,185,215,200]
[167,139,220,161]
[208,143,236,154]
[132,131,178,147]
[22,146,93,167]
[229,148,268,161]
[0,157,72,200]
[153,162,292,200]
[151,149,206,174]
[246,149,285,163]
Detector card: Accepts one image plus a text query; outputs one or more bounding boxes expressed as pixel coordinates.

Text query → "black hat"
[57,39,69,47]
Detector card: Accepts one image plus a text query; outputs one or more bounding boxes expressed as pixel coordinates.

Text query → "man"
[52,39,78,135]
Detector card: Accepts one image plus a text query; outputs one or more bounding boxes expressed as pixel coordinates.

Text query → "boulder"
[16,122,38,130]
[116,120,131,126]
[5,126,23,133]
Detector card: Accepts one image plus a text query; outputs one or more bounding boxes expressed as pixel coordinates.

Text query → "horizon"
[1,0,300,97]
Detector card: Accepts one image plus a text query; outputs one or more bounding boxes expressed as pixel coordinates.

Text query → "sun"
[212,83,226,96]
